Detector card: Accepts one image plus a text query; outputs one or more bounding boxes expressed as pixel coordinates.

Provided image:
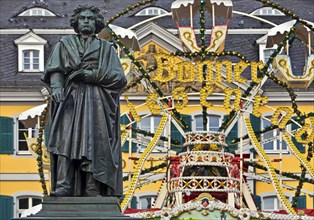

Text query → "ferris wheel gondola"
[171,0,232,53]
[266,20,314,88]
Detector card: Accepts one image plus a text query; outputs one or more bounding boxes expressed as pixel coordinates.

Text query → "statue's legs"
[50,155,74,197]
[85,172,114,196]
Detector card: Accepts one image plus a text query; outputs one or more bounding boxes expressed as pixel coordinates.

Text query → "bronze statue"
[42,5,126,197]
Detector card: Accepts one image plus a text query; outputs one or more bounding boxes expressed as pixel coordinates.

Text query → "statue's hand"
[71,69,96,84]
[51,88,64,103]
[82,69,96,84]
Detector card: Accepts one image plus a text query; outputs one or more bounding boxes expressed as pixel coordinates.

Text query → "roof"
[0,0,313,91]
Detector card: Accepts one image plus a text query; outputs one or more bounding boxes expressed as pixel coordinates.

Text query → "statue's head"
[70,5,105,35]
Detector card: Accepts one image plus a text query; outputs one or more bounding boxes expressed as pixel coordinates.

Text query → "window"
[139,195,157,209]
[23,50,40,71]
[18,7,55,16]
[16,117,39,153]
[135,7,167,16]
[16,196,42,217]
[251,7,285,16]
[137,115,167,153]
[195,115,221,131]
[263,48,275,64]
[14,32,47,72]
[262,195,291,211]
[262,117,287,151]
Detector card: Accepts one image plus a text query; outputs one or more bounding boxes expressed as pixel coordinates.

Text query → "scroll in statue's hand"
[70,69,97,84]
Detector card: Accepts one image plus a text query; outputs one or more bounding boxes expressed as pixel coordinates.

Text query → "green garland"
[123,162,167,181]
[232,113,314,144]
[245,161,314,184]
[106,26,190,131]
[132,128,181,145]
[36,98,50,196]
[200,0,208,131]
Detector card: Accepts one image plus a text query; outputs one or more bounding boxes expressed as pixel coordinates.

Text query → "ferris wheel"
[108,0,314,217]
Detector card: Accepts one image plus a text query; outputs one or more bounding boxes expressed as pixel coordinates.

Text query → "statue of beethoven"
[42,5,126,197]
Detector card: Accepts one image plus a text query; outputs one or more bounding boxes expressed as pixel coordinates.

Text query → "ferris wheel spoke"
[121,114,168,212]
[244,117,296,214]
[283,133,314,178]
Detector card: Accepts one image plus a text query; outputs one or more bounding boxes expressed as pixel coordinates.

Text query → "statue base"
[16,197,139,220]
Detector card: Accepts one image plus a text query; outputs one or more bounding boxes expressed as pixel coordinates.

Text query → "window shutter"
[251,194,261,210]
[223,115,238,153]
[171,114,191,153]
[45,123,50,147]
[293,195,306,208]
[249,115,261,153]
[291,117,305,153]
[119,195,125,203]
[250,115,261,139]
[0,195,13,220]
[131,196,137,209]
[120,115,137,152]
[0,117,14,154]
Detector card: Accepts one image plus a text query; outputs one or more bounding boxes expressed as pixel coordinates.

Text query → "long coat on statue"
[42,35,126,196]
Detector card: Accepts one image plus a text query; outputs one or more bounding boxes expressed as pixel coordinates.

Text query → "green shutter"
[250,115,261,139]
[131,196,137,209]
[249,115,261,153]
[119,195,125,204]
[0,195,13,220]
[121,115,137,152]
[0,117,14,154]
[291,117,305,153]
[293,195,306,208]
[171,114,191,153]
[251,194,261,210]
[224,115,238,153]
[45,123,50,146]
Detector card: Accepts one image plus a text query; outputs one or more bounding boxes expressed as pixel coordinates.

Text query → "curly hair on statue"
[70,4,105,34]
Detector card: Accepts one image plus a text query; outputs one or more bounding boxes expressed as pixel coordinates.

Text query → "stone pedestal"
[17,197,139,220]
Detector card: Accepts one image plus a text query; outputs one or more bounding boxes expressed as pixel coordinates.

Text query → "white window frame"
[12,192,43,218]
[136,192,158,209]
[261,192,292,211]
[251,7,285,16]
[263,48,276,64]
[135,7,167,16]
[191,111,224,132]
[18,7,55,16]
[14,32,47,72]
[23,50,40,71]
[14,116,40,155]
[137,113,168,153]
[261,114,289,154]
[256,35,282,65]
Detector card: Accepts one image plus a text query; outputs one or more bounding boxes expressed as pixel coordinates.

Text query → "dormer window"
[135,7,168,16]
[18,7,55,16]
[14,32,47,73]
[251,7,285,16]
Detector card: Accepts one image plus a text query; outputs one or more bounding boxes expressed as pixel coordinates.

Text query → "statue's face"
[78,10,96,36]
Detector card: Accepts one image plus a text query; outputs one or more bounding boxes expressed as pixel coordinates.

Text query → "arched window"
[135,7,168,16]
[251,7,285,16]
[18,7,55,16]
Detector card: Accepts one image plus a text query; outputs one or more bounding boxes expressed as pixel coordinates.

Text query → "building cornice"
[0,173,49,181]
[0,28,269,35]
